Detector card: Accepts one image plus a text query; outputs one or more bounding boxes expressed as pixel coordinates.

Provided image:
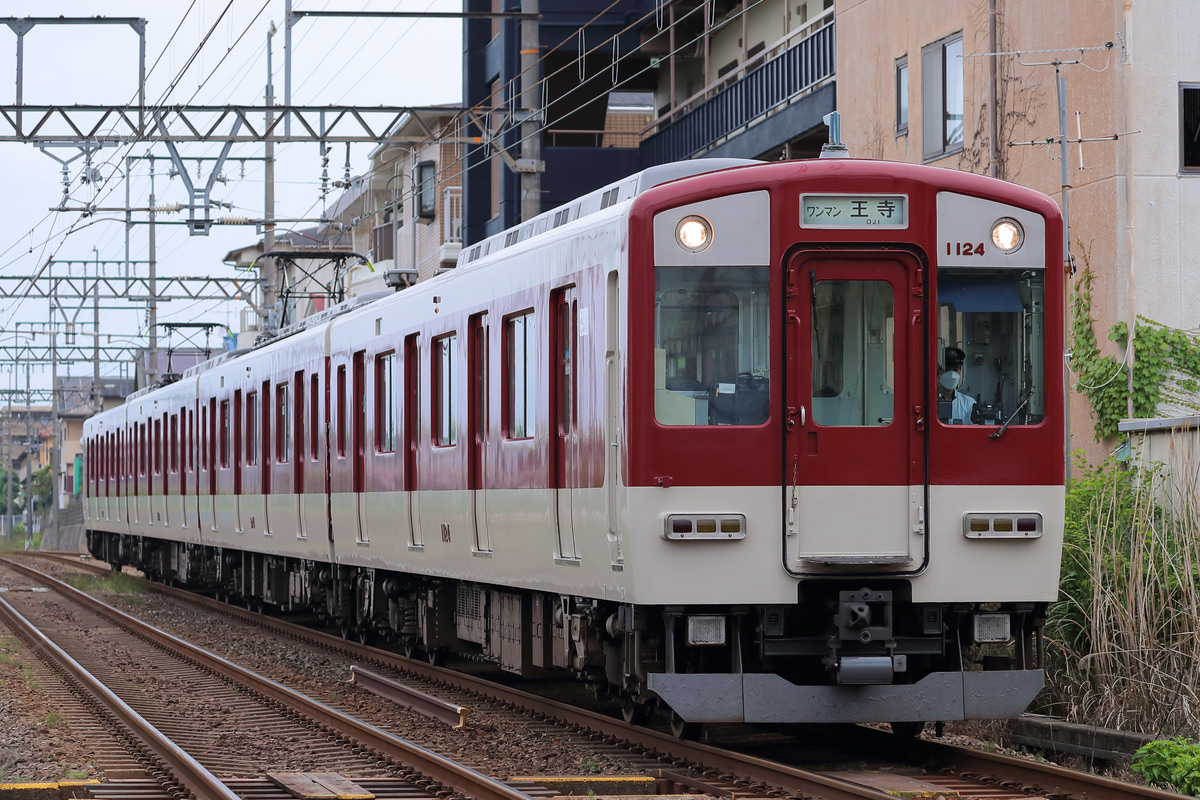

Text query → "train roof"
[455,158,759,269]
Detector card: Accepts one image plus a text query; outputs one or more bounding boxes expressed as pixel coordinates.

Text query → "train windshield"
[653,266,770,426]
[936,268,1045,426]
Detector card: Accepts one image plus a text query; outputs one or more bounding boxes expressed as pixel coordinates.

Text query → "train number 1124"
[948,241,985,256]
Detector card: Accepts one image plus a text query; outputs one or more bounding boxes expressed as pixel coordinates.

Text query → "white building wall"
[1131,2,1200,331]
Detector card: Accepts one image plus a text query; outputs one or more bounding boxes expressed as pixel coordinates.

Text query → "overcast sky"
[0,0,462,390]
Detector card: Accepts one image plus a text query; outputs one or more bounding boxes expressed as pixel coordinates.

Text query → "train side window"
[810,280,895,427]
[220,400,231,468]
[654,265,770,426]
[433,333,458,446]
[246,392,259,465]
[295,371,305,482]
[376,351,396,452]
[936,268,1045,426]
[170,414,178,474]
[504,310,536,439]
[310,374,320,461]
[277,382,291,463]
[200,407,207,470]
[337,365,347,457]
[154,419,162,475]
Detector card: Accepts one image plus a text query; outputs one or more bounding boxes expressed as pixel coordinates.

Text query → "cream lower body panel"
[95,480,1062,610]
[332,488,631,600]
[916,483,1064,603]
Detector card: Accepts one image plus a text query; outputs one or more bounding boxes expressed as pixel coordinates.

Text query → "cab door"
[784,250,926,572]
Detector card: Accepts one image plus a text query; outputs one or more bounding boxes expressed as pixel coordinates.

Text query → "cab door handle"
[787,405,806,430]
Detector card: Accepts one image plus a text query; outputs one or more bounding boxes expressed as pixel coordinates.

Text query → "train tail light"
[973,613,1011,643]
[664,513,746,540]
[687,615,726,645]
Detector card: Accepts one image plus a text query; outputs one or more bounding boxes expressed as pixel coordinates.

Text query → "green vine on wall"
[1071,266,1200,440]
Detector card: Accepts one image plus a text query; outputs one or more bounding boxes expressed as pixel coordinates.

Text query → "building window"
[433,333,458,446]
[1183,84,1200,172]
[276,383,291,463]
[416,160,436,219]
[921,33,964,160]
[376,351,396,452]
[505,311,536,439]
[895,56,909,135]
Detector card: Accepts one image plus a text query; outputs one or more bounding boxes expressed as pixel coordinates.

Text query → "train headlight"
[991,218,1024,253]
[675,215,713,253]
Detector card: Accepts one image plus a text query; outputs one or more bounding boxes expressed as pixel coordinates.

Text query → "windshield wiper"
[988,392,1031,440]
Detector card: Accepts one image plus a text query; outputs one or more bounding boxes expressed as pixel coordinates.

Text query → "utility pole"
[93,249,102,413]
[147,155,159,386]
[264,22,278,334]
[519,0,542,222]
[5,365,13,539]
[50,295,58,534]
[24,363,32,545]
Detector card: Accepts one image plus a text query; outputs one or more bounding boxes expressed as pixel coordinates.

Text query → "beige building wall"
[832,0,1191,462]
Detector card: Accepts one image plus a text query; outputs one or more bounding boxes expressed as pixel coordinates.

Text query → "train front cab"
[626,160,1065,726]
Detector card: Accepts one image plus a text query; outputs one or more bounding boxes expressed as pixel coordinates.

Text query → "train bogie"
[84,156,1065,727]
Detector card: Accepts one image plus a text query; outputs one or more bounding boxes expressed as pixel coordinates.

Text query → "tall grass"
[1041,447,1200,734]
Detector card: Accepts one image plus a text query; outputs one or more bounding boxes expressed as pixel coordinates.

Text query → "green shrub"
[1133,738,1200,796]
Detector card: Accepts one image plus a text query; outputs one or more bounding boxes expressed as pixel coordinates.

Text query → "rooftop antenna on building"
[820,111,849,158]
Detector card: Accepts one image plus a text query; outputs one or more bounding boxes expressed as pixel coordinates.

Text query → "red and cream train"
[84,157,1065,731]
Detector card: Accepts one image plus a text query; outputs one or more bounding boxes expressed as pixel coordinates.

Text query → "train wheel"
[668,709,698,740]
[890,721,926,738]
[619,696,648,725]
[426,647,447,667]
[402,638,419,659]
[355,625,374,646]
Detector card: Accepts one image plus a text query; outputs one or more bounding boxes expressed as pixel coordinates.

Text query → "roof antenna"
[820,111,849,158]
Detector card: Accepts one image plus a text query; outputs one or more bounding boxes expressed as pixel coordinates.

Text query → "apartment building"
[833,0,1200,456]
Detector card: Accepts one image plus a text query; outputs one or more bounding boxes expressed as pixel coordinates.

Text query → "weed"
[0,637,20,668]
[328,689,345,704]
[67,572,145,596]
[63,769,89,780]
[44,712,61,729]
[579,756,600,774]
[1041,452,1200,736]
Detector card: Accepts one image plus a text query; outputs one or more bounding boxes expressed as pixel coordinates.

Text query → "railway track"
[0,556,544,800]
[14,552,1185,800]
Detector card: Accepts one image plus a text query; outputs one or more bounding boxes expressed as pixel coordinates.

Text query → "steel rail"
[2,558,537,800]
[30,553,1173,800]
[0,593,243,800]
[350,665,470,729]
[23,556,891,800]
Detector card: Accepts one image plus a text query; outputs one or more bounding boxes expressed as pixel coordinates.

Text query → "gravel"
[0,556,646,784]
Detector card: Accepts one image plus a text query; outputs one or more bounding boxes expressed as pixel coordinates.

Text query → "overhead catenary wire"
[1,2,279,330]
[330,0,757,239]
[7,0,763,336]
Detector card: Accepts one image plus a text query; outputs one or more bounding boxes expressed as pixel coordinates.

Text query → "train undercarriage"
[87,531,1047,731]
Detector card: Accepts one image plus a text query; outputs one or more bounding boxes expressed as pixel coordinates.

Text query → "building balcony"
[641,12,835,164]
